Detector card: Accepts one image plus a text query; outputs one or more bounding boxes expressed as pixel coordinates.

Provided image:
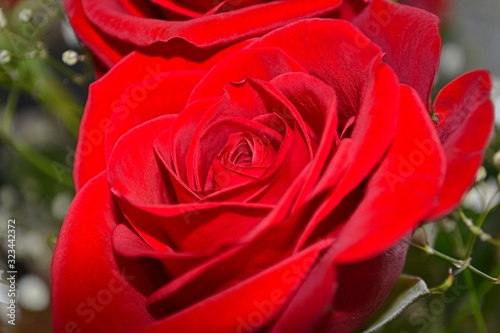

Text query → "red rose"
[63,0,366,73]
[52,1,494,333]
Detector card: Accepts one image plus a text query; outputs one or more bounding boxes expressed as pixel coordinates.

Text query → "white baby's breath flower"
[463,178,500,213]
[493,150,500,169]
[18,275,50,311]
[475,166,487,183]
[18,8,33,23]
[0,50,11,64]
[0,8,7,28]
[62,49,79,66]
[24,50,37,59]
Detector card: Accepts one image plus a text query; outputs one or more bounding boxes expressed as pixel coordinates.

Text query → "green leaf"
[358,275,430,333]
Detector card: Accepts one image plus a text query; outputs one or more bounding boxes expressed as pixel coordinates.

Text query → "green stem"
[22,59,83,137]
[464,269,488,333]
[464,210,489,259]
[468,266,500,285]
[2,83,20,133]
[459,209,500,247]
[446,269,499,333]
[411,242,463,266]
[0,129,74,187]
[409,242,500,284]
[44,55,80,81]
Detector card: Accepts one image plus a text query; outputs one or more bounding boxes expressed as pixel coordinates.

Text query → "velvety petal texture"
[353,0,441,108]
[53,2,494,333]
[51,173,156,332]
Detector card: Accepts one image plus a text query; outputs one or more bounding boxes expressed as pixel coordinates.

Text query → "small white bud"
[0,8,7,28]
[475,166,487,183]
[0,50,11,64]
[62,49,79,66]
[493,150,500,169]
[18,8,33,23]
[18,274,50,311]
[24,50,37,59]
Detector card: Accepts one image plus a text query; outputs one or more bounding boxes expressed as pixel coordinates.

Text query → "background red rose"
[63,0,370,74]
[51,1,493,332]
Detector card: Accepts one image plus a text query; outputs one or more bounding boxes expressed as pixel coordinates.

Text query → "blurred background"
[0,0,499,332]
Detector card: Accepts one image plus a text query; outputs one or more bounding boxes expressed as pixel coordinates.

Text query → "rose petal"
[104,70,206,163]
[75,54,169,191]
[429,70,494,218]
[189,117,281,192]
[188,47,306,103]
[160,98,221,200]
[250,19,383,122]
[63,0,133,67]
[333,85,446,263]
[108,115,179,250]
[156,115,281,201]
[108,114,273,254]
[327,240,409,333]
[127,168,313,318]
[332,0,368,20]
[149,0,202,18]
[268,242,337,333]
[295,63,400,249]
[204,125,279,191]
[244,121,311,205]
[108,115,177,207]
[215,0,270,13]
[113,224,207,278]
[269,72,339,208]
[273,239,409,333]
[139,243,329,333]
[74,41,248,191]
[353,0,441,107]
[309,139,354,199]
[116,196,271,255]
[79,0,342,48]
[271,72,337,140]
[51,172,155,332]
[185,79,313,196]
